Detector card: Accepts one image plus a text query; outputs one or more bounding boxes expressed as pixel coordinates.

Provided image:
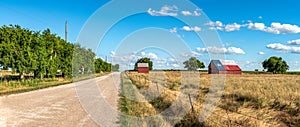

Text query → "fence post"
[188,94,194,112]
[156,81,159,93]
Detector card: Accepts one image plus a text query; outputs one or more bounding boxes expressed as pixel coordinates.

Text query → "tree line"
[0,25,116,80]
[134,56,289,74]
[182,56,289,74]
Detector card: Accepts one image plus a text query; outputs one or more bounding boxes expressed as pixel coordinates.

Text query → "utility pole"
[65,20,68,42]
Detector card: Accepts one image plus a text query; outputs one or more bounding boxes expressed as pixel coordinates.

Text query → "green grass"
[285,71,300,75]
[243,71,300,75]
[0,78,72,96]
[0,72,111,96]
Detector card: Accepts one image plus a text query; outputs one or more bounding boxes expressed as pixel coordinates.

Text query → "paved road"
[0,73,121,127]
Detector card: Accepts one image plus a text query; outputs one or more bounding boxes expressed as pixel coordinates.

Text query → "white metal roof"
[138,63,149,67]
[219,60,238,65]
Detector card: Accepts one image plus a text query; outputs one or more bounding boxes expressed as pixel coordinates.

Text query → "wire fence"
[125,71,282,127]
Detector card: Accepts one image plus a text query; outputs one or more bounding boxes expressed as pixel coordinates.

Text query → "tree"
[0,24,101,80]
[134,57,153,70]
[94,58,105,73]
[30,31,45,79]
[0,25,34,79]
[112,64,119,72]
[73,44,95,76]
[59,42,73,78]
[94,58,118,73]
[183,57,205,71]
[262,56,289,74]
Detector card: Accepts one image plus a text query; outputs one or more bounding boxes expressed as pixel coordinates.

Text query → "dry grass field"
[119,71,300,127]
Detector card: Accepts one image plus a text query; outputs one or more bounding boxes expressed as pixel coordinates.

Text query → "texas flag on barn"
[208,60,242,74]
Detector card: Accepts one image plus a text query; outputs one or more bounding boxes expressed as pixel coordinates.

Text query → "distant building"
[137,63,149,73]
[208,60,242,74]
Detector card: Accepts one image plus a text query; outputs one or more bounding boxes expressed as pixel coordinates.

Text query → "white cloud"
[267,43,291,51]
[148,52,158,59]
[147,6,202,17]
[193,9,201,16]
[172,64,180,68]
[181,9,201,16]
[110,52,137,71]
[206,20,300,34]
[147,5,178,16]
[181,11,192,16]
[268,22,300,34]
[227,47,245,54]
[258,16,263,19]
[139,52,158,60]
[287,39,300,45]
[248,22,266,31]
[169,27,177,33]
[111,51,185,70]
[258,51,265,55]
[196,46,245,55]
[215,21,223,27]
[206,21,223,27]
[110,51,116,56]
[181,51,202,57]
[291,61,300,71]
[156,59,167,64]
[193,26,202,32]
[238,60,262,71]
[267,43,300,53]
[181,26,201,32]
[209,27,224,31]
[197,47,226,54]
[249,22,300,34]
[205,21,214,26]
[169,27,184,38]
[206,21,243,32]
[140,52,146,56]
[225,23,242,32]
[169,58,176,62]
[155,57,182,69]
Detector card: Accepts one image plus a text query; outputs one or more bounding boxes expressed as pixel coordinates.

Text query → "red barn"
[208,60,242,74]
[137,63,149,73]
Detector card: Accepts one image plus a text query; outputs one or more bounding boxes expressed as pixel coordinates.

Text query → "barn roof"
[137,63,149,67]
[220,60,238,65]
[211,60,226,71]
[224,65,241,71]
[210,60,241,71]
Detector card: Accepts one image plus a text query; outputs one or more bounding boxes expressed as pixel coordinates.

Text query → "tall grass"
[119,72,170,127]
[120,71,300,127]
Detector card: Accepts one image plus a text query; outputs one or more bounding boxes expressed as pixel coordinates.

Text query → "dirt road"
[0,73,120,127]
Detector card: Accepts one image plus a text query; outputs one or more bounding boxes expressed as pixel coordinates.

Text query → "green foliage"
[134,57,153,70]
[112,64,119,72]
[94,58,112,73]
[0,24,106,80]
[183,57,205,71]
[0,25,33,78]
[72,44,95,77]
[262,56,289,74]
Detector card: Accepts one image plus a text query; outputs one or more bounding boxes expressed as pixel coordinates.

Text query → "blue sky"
[1,0,300,71]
